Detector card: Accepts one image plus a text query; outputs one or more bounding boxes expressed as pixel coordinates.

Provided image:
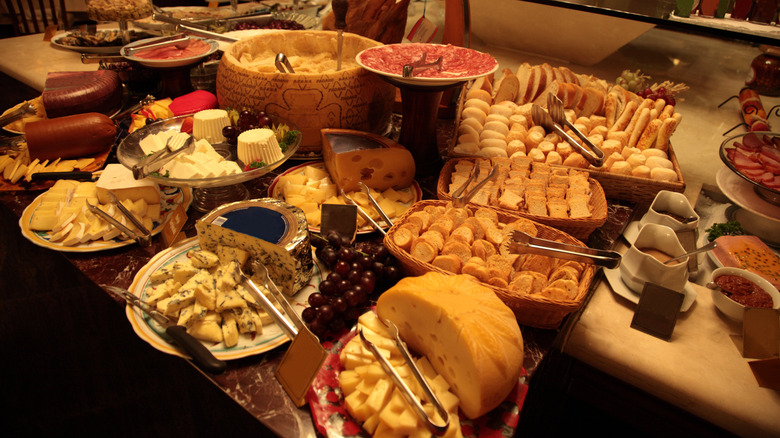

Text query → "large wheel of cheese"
[376,271,524,419]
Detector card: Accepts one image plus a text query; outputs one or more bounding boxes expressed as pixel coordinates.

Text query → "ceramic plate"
[603,267,697,312]
[50,30,151,54]
[121,37,220,68]
[19,184,191,252]
[716,167,780,222]
[268,161,422,234]
[125,237,320,360]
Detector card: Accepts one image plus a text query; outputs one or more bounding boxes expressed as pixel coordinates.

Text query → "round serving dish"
[117,114,301,211]
[719,131,780,206]
[710,266,780,322]
[120,36,220,69]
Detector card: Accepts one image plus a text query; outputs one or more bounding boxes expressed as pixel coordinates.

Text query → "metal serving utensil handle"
[358,182,393,227]
[239,266,298,340]
[509,231,622,269]
[452,164,498,208]
[0,102,35,127]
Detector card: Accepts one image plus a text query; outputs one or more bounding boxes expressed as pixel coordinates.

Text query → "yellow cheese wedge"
[96,163,161,205]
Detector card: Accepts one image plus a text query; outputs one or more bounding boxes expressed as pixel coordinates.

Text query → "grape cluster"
[637,86,676,106]
[303,231,401,337]
[222,109,273,144]
[615,69,648,94]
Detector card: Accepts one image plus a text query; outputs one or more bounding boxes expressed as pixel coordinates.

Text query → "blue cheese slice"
[197,220,299,296]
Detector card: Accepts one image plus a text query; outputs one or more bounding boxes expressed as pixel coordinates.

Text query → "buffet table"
[2,9,780,437]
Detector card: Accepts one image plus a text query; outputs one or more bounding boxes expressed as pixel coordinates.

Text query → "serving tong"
[275,53,295,73]
[358,182,393,227]
[123,33,192,56]
[402,52,443,78]
[451,164,498,208]
[0,102,36,127]
[358,319,450,436]
[239,261,304,340]
[504,230,621,269]
[86,190,152,247]
[531,98,604,167]
[132,134,195,180]
[546,94,605,166]
[103,285,227,374]
[340,188,386,236]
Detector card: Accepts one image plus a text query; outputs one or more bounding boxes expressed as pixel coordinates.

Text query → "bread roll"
[465,98,491,115]
[466,88,492,104]
[646,155,673,170]
[376,272,524,419]
[460,117,483,133]
[650,167,678,182]
[483,120,510,136]
[462,107,487,125]
[631,165,651,178]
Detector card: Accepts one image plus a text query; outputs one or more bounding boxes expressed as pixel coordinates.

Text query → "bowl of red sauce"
[710,267,780,321]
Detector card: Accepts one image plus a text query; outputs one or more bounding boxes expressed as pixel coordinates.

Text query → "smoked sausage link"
[25,112,117,160]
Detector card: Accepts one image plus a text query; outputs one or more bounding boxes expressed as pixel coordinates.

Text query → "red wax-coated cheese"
[25,113,117,160]
[168,90,218,116]
[42,70,123,118]
[321,129,416,192]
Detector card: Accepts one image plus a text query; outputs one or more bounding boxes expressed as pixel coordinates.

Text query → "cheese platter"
[125,236,321,360]
[18,174,191,252]
[269,161,422,234]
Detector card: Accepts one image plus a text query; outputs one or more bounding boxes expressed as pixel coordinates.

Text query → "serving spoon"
[664,240,718,265]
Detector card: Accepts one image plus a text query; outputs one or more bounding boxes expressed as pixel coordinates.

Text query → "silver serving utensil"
[664,240,717,265]
[238,263,300,341]
[402,52,443,78]
[333,0,348,71]
[104,285,227,374]
[531,103,603,167]
[0,102,35,127]
[152,13,210,30]
[358,182,393,227]
[171,23,240,43]
[86,192,151,247]
[358,320,450,436]
[275,53,295,73]
[123,34,191,56]
[505,230,622,269]
[341,188,386,235]
[132,134,194,180]
[547,94,605,166]
[451,164,498,208]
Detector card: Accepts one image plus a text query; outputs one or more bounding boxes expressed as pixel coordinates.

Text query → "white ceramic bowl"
[710,267,780,322]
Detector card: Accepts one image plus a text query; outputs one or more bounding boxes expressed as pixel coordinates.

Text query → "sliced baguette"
[494,68,520,104]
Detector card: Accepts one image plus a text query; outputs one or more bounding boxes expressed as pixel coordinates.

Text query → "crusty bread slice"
[494,68,520,104]
[579,87,605,117]
[533,80,560,108]
[527,65,547,103]
[515,63,534,104]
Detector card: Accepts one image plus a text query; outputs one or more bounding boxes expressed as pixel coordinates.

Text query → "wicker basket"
[448,82,686,205]
[384,200,596,329]
[436,158,607,241]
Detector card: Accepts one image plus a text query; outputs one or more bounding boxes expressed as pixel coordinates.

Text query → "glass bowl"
[719,131,780,206]
[117,114,301,211]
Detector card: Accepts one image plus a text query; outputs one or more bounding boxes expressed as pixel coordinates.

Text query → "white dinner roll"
[509,150,527,159]
[509,114,528,127]
[480,138,508,150]
[483,120,510,136]
[621,146,641,159]
[609,161,632,175]
[600,139,623,157]
[460,117,483,133]
[537,141,555,154]
[489,104,514,118]
[480,130,506,141]
[466,88,492,104]
[650,167,678,182]
[459,133,480,145]
[528,148,546,162]
[603,151,624,169]
[458,123,480,138]
[642,148,668,159]
[631,165,651,178]
[646,155,674,170]
[507,139,526,156]
[545,150,562,165]
[485,114,510,126]
[462,107,487,125]
[464,98,491,115]
[626,153,647,168]
[454,142,480,155]
[478,147,509,158]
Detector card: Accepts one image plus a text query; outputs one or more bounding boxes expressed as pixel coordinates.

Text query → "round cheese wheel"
[376,272,524,419]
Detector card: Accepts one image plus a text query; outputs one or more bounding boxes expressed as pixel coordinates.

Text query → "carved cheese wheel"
[42,71,123,118]
[376,271,525,419]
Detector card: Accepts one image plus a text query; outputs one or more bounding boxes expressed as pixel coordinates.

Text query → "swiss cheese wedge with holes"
[376,271,524,419]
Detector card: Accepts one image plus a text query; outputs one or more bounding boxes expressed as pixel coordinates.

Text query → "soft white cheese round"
[237,128,283,165]
[193,109,231,144]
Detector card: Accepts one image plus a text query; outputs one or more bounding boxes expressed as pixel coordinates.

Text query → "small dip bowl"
[710,267,780,322]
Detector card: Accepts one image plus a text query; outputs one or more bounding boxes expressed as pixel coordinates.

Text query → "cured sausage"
[25,112,117,160]
[738,87,770,131]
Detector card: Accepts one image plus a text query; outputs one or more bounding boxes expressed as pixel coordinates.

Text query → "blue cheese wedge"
[187,248,220,269]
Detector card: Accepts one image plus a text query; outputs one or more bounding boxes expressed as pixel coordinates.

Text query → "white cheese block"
[237,128,283,165]
[376,271,525,419]
[193,109,230,144]
[96,163,161,205]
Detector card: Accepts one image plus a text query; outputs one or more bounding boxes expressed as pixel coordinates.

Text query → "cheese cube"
[96,164,161,205]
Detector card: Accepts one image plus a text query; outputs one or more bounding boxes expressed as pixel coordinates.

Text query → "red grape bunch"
[303,230,401,338]
[222,109,273,144]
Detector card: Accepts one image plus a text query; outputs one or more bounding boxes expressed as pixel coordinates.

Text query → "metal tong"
[103,285,227,374]
[86,190,152,247]
[152,12,210,30]
[123,33,191,56]
[451,164,498,207]
[275,53,295,73]
[358,182,393,227]
[358,319,450,436]
[504,230,621,269]
[546,94,605,166]
[402,52,443,78]
[163,20,240,43]
[132,134,194,180]
[238,261,304,341]
[0,102,36,127]
[531,103,603,167]
[341,188,386,236]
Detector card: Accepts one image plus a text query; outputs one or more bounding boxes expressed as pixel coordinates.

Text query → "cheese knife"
[333,0,348,71]
[103,285,228,375]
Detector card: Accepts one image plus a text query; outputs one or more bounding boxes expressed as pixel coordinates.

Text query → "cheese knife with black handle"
[103,285,227,374]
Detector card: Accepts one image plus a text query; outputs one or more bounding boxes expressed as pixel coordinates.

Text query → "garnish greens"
[705,220,746,241]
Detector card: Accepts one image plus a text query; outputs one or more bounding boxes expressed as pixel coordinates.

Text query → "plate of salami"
[356,43,498,86]
[719,131,780,206]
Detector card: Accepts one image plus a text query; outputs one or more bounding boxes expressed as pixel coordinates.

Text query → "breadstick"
[658,104,675,121]
[625,98,654,135]
[655,113,681,151]
[609,100,637,133]
[653,98,666,114]
[628,108,651,148]
[636,119,662,150]
[604,91,619,127]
